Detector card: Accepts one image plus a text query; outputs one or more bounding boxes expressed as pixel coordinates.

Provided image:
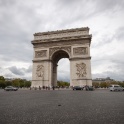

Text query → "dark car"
[4,86,18,91]
[73,86,84,90]
[85,86,94,91]
[88,86,94,91]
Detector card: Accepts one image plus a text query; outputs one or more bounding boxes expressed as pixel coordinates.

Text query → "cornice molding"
[32,59,52,63]
[69,57,91,61]
[33,39,91,48]
[34,27,89,36]
[32,35,92,44]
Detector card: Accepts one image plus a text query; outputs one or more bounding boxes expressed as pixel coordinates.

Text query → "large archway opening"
[57,58,70,86]
[51,50,70,86]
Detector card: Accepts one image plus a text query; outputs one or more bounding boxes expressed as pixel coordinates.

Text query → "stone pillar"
[70,58,92,86]
[32,60,53,88]
[70,44,92,87]
[32,62,44,87]
[52,64,57,86]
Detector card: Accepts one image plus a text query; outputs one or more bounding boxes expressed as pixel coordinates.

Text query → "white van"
[109,85,124,91]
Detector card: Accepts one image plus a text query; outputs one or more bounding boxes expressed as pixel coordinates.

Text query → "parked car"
[109,85,124,91]
[85,86,94,91]
[4,86,18,91]
[73,86,84,90]
[88,86,94,91]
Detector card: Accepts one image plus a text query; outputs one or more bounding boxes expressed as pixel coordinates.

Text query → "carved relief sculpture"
[76,63,87,77]
[36,65,44,77]
[73,47,87,55]
[35,50,47,58]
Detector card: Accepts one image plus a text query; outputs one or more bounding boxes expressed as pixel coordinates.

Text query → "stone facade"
[31,27,92,87]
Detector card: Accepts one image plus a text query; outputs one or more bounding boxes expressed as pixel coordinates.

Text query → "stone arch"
[49,46,71,60]
[31,27,92,88]
[51,49,70,62]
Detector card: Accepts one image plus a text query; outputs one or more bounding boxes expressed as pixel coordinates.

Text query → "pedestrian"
[52,86,55,90]
[85,85,89,91]
[46,86,48,90]
[48,86,50,90]
[43,86,45,90]
[39,86,41,90]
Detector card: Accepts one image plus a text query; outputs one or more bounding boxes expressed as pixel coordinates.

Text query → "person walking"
[52,86,55,90]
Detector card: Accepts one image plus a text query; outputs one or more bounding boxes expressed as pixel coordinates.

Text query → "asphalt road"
[0,89,124,124]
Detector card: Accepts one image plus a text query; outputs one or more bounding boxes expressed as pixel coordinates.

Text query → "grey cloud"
[92,26,124,48]
[115,26,124,41]
[92,57,124,81]
[7,65,32,76]
[55,0,124,24]
[91,34,114,48]
[4,73,14,78]
[0,43,33,63]
[0,0,55,63]
[58,70,70,82]
[91,27,124,68]
[93,71,124,81]
[8,66,25,75]
[94,0,124,13]
[26,65,32,73]
[0,7,33,62]
[0,0,15,6]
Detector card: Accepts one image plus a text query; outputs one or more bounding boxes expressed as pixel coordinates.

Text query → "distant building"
[5,78,27,81]
[92,77,114,83]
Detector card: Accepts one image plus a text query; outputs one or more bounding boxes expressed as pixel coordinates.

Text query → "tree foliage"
[0,76,31,88]
[0,76,5,81]
[93,81,124,88]
[57,81,70,87]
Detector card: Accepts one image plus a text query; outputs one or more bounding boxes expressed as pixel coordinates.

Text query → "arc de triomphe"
[31,27,92,87]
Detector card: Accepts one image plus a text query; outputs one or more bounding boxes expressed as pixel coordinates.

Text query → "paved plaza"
[0,89,124,124]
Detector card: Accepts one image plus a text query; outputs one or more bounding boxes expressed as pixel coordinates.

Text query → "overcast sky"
[0,0,124,81]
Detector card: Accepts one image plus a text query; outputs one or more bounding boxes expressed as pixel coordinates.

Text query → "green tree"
[92,82,99,88]
[100,82,107,88]
[24,81,31,87]
[5,81,12,86]
[0,76,5,88]
[57,81,70,87]
[12,79,20,87]
[0,81,6,88]
[0,76,5,81]
[19,79,26,88]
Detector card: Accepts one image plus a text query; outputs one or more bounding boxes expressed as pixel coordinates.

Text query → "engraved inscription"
[73,47,87,55]
[49,46,71,56]
[36,65,44,77]
[76,63,87,77]
[35,50,47,58]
